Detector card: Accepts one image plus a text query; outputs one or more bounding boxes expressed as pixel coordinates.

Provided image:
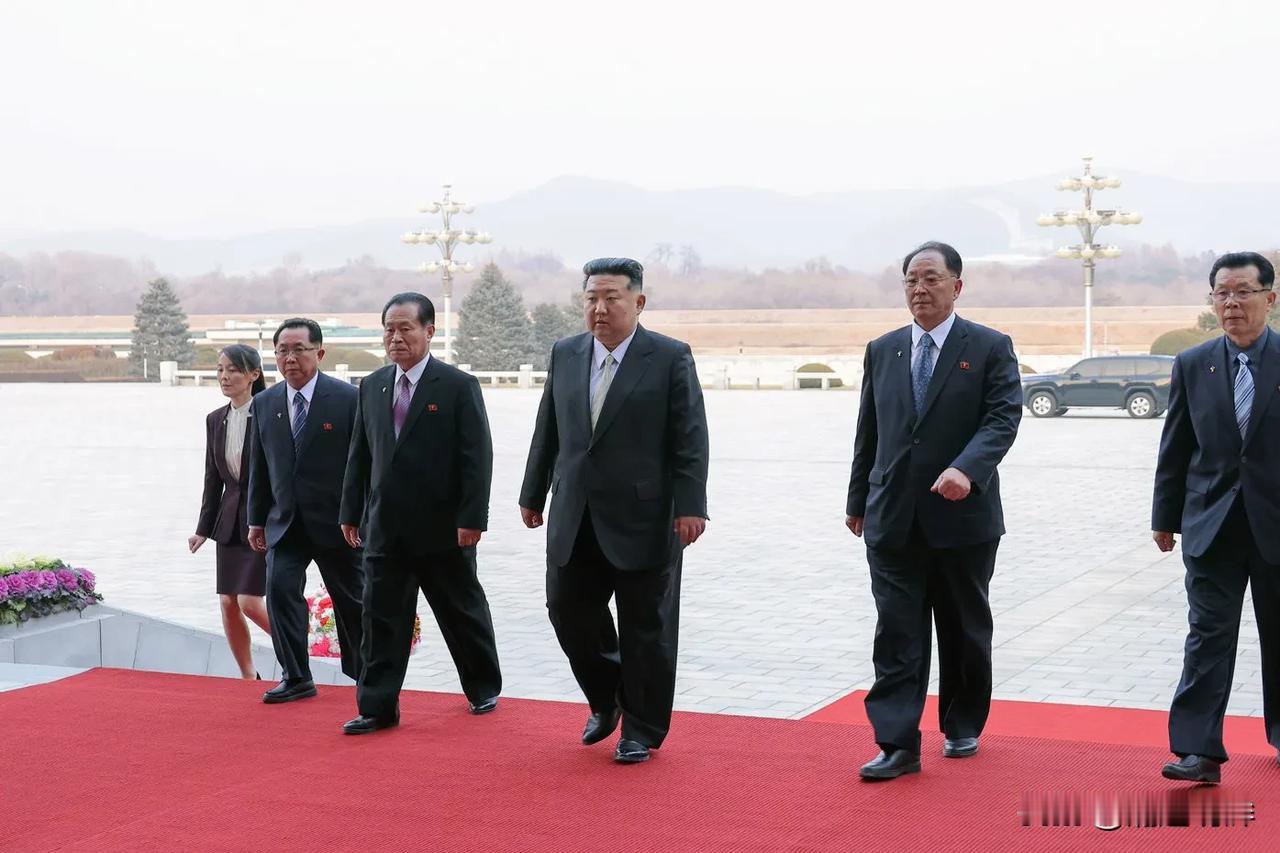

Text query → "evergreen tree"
[529,292,584,369]
[129,277,194,378]
[455,263,535,370]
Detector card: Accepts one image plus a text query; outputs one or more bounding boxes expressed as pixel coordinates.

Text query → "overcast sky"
[3,0,1276,237]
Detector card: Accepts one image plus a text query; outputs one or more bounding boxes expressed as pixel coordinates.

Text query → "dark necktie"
[291,392,307,454]
[912,332,935,416]
[393,374,412,438]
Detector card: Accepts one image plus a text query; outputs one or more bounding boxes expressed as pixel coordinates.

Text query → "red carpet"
[806,689,1277,757]
[1,669,1276,852]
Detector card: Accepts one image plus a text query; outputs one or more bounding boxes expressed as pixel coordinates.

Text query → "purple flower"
[0,575,9,602]
[5,572,31,596]
[56,569,79,592]
[77,570,97,592]
[35,571,58,592]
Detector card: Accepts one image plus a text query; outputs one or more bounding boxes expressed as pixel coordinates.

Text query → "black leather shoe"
[614,738,651,764]
[582,708,623,745]
[1162,755,1221,783]
[262,679,317,704]
[343,711,400,735]
[859,749,921,780]
[469,696,498,715]
[944,737,979,758]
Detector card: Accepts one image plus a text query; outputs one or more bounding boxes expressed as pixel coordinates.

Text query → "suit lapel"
[574,333,594,439]
[212,404,231,482]
[270,386,294,468]
[886,327,914,426]
[590,326,656,446]
[238,411,254,487]
[917,316,969,424]
[1243,330,1280,447]
[1206,338,1241,448]
[394,358,439,452]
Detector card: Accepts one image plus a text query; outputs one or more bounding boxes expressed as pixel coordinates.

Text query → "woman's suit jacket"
[196,403,256,545]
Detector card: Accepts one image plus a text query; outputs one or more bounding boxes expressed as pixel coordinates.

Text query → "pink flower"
[56,569,80,592]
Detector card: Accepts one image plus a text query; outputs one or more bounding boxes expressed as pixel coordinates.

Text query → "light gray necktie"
[1234,352,1254,439]
[590,353,616,431]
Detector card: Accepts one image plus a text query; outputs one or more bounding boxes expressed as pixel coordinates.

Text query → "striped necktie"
[1234,352,1254,439]
[292,391,308,453]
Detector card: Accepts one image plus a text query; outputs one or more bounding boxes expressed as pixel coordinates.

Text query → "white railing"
[168,363,549,390]
[165,364,853,391]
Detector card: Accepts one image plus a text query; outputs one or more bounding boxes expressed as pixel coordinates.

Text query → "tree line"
[2,244,1269,318]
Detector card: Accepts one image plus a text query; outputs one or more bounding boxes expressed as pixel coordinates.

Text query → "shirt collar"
[395,353,432,386]
[1226,326,1269,363]
[911,312,957,350]
[229,398,253,415]
[593,328,638,369]
[287,372,320,405]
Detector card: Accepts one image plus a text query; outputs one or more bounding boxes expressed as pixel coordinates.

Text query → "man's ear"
[636,293,647,312]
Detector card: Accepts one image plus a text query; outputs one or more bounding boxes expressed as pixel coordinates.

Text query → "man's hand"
[247,526,267,553]
[341,524,362,549]
[458,528,483,548]
[931,467,972,502]
[520,507,544,529]
[674,516,706,546]
[845,516,864,537]
[188,534,207,553]
[1153,531,1176,552]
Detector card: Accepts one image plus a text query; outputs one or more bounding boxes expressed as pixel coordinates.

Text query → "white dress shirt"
[910,311,957,373]
[394,352,432,393]
[590,329,637,399]
[286,372,320,432]
[224,398,252,480]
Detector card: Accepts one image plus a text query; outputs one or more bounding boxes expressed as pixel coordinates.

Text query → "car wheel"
[1127,391,1157,419]
[1028,390,1058,418]
[1051,407,1069,417]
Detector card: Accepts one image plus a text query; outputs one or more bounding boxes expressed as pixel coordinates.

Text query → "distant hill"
[3,174,1278,275]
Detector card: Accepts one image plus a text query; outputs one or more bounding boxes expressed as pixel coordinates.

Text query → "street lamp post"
[401,185,493,364]
[1037,156,1142,357]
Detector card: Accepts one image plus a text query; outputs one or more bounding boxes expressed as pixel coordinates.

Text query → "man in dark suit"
[339,292,501,734]
[247,318,365,703]
[1153,251,1280,783]
[520,257,710,764]
[846,241,1022,780]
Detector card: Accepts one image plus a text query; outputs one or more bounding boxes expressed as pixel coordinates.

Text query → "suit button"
[587,449,594,456]
[912,439,920,445]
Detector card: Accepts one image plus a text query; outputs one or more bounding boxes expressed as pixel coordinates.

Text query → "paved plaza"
[0,383,1264,721]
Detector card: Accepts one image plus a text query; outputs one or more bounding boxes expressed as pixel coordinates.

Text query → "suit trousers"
[357,545,502,718]
[1170,504,1280,762]
[546,509,683,748]
[864,523,999,753]
[266,522,365,683]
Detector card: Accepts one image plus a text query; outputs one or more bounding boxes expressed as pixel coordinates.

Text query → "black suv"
[1021,355,1174,419]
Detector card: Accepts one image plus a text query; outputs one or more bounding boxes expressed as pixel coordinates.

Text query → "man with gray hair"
[520,257,710,764]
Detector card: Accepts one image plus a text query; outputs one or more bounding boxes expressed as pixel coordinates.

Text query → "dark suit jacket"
[195,403,256,544]
[520,325,710,572]
[340,357,494,556]
[1153,331,1280,562]
[846,316,1023,550]
[247,371,359,549]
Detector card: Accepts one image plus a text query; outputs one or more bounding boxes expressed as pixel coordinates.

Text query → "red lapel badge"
[322,422,333,431]
[959,361,970,370]
[427,404,439,413]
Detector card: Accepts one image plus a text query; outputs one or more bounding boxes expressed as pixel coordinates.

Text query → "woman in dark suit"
[189,344,273,679]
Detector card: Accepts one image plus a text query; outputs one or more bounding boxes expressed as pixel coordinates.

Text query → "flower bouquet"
[0,556,103,625]
[306,585,421,658]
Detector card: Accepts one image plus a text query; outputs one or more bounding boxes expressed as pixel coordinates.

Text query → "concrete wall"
[0,605,351,685]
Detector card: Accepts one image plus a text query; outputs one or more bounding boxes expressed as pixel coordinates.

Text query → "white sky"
[2,0,1277,237]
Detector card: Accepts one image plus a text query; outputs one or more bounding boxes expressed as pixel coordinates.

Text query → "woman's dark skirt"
[215,526,267,596]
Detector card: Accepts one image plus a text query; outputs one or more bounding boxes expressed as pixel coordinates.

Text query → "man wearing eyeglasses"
[1153,251,1280,783]
[846,241,1022,780]
[247,317,365,703]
